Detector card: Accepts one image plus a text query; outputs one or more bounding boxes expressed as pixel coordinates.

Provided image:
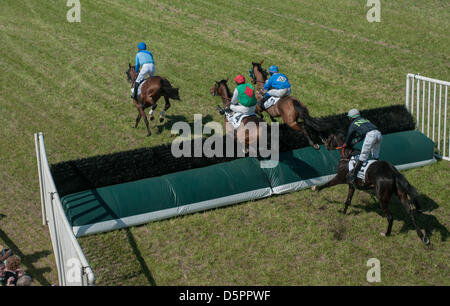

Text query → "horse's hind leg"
[398,192,429,244]
[160,97,171,123]
[287,121,319,150]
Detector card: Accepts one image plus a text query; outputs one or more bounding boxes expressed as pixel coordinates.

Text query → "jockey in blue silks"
[258,65,291,110]
[131,42,155,99]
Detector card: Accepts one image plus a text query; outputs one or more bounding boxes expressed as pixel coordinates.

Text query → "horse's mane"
[218,79,232,98]
[252,62,268,80]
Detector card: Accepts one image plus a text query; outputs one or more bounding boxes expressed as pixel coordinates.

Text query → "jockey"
[258,65,291,110]
[131,42,155,99]
[220,75,257,116]
[340,109,382,184]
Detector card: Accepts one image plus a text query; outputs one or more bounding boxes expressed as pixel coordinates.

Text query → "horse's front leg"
[160,97,171,123]
[148,104,158,121]
[343,185,355,214]
[135,112,141,128]
[137,104,151,137]
[312,174,343,192]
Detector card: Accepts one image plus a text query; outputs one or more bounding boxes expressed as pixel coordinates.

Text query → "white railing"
[406,74,450,161]
[34,132,95,286]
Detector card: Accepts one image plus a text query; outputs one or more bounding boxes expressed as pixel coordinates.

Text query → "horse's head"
[322,131,354,159]
[126,63,137,84]
[210,79,229,96]
[210,79,232,107]
[250,60,268,84]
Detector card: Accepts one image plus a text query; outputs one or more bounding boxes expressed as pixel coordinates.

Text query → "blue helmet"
[137,42,147,50]
[268,65,279,74]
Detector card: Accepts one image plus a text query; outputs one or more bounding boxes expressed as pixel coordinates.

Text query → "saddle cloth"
[226,112,255,129]
[137,77,150,96]
[263,96,280,109]
[348,156,377,182]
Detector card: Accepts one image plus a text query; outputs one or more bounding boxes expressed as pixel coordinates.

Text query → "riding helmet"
[234,74,245,84]
[347,109,360,119]
[268,65,279,74]
[138,42,147,50]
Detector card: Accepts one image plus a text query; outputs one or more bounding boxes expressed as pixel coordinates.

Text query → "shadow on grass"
[155,114,214,135]
[0,215,52,286]
[352,193,448,242]
[82,189,157,286]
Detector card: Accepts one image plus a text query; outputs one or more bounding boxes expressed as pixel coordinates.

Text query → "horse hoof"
[159,117,164,123]
[150,116,155,121]
[313,144,320,150]
[422,236,430,245]
[311,186,317,191]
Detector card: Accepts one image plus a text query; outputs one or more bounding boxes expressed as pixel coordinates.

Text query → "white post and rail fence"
[35,132,95,286]
[405,73,449,161]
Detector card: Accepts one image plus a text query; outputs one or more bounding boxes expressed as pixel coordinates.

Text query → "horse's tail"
[390,163,422,212]
[160,78,181,100]
[292,98,327,132]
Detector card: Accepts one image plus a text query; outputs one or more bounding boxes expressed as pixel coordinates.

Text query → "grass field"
[0,0,449,286]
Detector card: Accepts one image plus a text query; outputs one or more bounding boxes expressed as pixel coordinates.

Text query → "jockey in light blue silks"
[131,42,156,99]
[257,65,292,111]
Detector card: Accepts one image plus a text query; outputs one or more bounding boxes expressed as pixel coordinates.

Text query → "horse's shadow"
[155,114,214,135]
[352,193,448,242]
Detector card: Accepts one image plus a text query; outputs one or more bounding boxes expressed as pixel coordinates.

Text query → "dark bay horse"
[311,132,430,244]
[250,61,320,150]
[210,79,263,154]
[126,64,180,136]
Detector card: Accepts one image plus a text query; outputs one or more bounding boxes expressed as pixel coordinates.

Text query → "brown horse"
[126,64,180,136]
[311,132,430,245]
[210,79,263,154]
[250,61,320,150]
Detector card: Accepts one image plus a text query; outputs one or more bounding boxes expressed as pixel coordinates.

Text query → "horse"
[210,79,263,154]
[250,61,321,150]
[125,64,181,136]
[311,132,430,244]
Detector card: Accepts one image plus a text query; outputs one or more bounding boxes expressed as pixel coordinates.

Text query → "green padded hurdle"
[61,130,435,237]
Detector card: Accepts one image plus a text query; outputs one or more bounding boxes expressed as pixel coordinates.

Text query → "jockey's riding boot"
[258,95,270,111]
[131,81,140,99]
[349,160,363,184]
[217,105,225,115]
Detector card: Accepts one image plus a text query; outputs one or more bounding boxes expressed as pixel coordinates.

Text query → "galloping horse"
[210,79,263,154]
[250,61,320,150]
[311,132,430,244]
[126,64,180,136]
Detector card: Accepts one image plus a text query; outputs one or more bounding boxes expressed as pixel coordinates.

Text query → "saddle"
[226,111,256,129]
[348,156,377,183]
[263,96,281,109]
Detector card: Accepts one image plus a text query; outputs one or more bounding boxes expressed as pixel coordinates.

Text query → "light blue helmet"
[268,65,279,74]
[137,42,147,50]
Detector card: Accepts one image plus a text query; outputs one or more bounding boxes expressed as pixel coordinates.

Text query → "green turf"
[0,0,448,285]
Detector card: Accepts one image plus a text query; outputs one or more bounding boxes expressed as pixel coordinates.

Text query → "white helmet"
[347,109,360,119]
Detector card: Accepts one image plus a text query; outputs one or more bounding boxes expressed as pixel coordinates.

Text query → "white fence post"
[405,74,450,161]
[34,132,95,286]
